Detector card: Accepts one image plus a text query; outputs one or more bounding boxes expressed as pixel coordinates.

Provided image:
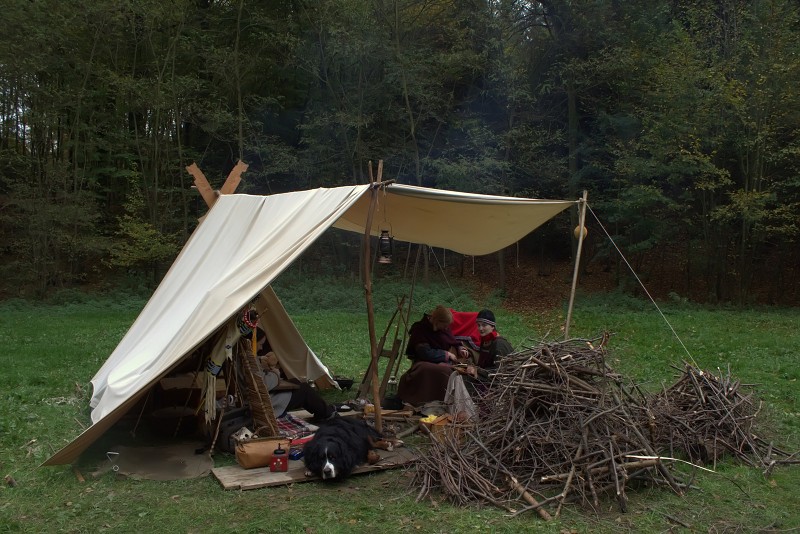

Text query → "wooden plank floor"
[212,447,417,490]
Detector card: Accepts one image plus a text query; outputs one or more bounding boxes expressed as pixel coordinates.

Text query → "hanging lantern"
[378,229,393,264]
[573,225,588,240]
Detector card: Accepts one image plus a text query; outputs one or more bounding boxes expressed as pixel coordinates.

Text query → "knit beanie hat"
[476,309,496,327]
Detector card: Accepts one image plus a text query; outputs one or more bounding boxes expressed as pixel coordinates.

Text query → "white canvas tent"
[44,183,576,466]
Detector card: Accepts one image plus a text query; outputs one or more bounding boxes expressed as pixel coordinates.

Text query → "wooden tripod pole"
[363,161,383,432]
[564,190,588,339]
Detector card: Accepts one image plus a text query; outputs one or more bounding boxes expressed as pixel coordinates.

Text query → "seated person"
[397,305,470,407]
[253,328,336,422]
[460,309,514,380]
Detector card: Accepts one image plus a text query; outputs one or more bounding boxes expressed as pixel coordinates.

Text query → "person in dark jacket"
[474,309,513,370]
[397,305,469,406]
[405,305,469,363]
[458,308,514,382]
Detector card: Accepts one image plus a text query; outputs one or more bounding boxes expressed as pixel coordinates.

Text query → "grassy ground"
[1,279,798,533]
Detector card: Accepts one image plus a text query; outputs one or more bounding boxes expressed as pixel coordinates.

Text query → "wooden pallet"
[211,446,417,490]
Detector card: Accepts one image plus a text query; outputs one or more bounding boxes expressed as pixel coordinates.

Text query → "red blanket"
[449,309,480,348]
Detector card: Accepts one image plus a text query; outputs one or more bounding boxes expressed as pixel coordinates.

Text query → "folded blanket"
[276,413,316,439]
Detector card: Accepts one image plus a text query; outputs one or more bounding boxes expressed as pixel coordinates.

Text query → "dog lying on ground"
[303,416,402,481]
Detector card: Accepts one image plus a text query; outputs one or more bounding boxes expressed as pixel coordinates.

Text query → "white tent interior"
[44,183,576,466]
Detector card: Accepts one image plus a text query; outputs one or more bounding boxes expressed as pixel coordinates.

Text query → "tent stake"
[564,190,588,339]
[363,161,384,433]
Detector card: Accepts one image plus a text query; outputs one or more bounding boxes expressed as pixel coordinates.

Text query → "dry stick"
[555,442,584,518]
[611,390,684,496]
[414,470,430,503]
[507,380,602,396]
[763,459,777,478]
[364,414,415,422]
[465,430,552,521]
[208,360,236,451]
[611,436,631,513]
[755,437,794,458]
[130,389,152,438]
[582,406,620,428]
[528,353,598,394]
[467,460,509,506]
[209,405,226,452]
[508,494,563,518]
[725,379,741,398]
[396,424,420,439]
[628,470,696,491]
[563,364,616,378]
[581,426,600,508]
[427,436,503,508]
[417,420,436,440]
[438,453,458,498]
[507,476,554,520]
[687,366,707,404]
[720,404,763,466]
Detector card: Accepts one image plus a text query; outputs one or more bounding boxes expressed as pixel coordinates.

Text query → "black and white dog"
[303,417,401,481]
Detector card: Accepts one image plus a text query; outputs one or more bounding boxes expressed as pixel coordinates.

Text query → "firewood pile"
[411,337,798,519]
[649,364,796,475]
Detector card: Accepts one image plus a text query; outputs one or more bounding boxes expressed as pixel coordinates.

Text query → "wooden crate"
[421,414,473,443]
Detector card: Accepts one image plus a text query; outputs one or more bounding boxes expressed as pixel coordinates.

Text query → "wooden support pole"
[220,160,249,195]
[363,160,384,433]
[564,190,588,339]
[186,162,217,208]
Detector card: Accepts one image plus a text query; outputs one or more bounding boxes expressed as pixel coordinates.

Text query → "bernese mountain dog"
[303,416,401,481]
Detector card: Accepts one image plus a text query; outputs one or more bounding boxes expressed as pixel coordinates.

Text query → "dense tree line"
[1,0,798,303]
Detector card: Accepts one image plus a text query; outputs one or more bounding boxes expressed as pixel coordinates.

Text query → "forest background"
[1,0,799,305]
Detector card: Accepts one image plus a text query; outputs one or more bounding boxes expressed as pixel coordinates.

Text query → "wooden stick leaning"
[241,332,279,437]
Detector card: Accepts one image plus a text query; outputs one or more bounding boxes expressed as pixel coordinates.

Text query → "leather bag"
[234,437,285,469]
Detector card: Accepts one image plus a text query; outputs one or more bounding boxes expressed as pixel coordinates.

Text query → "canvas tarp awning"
[44,184,575,466]
[336,184,574,256]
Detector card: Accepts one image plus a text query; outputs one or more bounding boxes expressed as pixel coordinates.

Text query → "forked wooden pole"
[220,160,249,195]
[187,160,248,208]
[363,160,384,432]
[564,190,588,339]
[186,162,217,208]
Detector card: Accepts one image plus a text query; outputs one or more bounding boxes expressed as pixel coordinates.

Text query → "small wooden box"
[421,414,472,443]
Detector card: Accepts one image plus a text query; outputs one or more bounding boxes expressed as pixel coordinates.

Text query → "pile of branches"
[650,364,798,476]
[411,337,797,519]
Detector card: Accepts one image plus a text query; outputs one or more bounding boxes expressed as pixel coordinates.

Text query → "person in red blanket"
[396,305,469,406]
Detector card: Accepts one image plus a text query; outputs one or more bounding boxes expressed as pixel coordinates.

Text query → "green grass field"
[1,279,798,533]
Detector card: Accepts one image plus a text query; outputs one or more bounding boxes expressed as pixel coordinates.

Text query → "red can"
[270,445,288,472]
